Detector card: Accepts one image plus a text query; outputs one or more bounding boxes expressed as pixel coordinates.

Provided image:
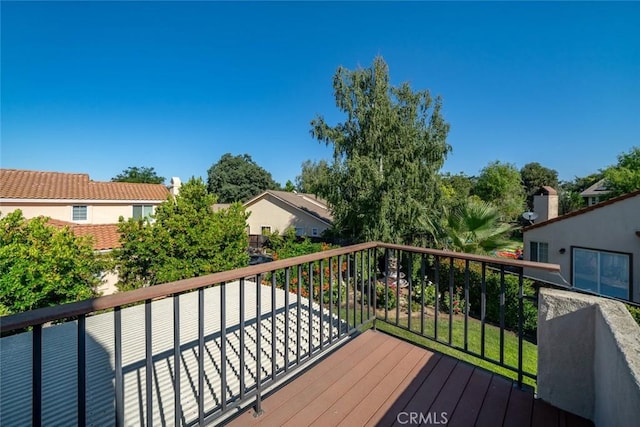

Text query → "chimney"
[169,177,181,197]
[533,186,558,222]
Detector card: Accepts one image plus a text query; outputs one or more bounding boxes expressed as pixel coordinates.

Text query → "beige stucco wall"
[537,289,640,425]
[533,194,558,222]
[245,195,330,237]
[0,202,157,224]
[523,195,640,303]
[97,270,119,296]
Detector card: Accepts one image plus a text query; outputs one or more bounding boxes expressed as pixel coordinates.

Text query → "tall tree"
[520,162,559,208]
[473,161,525,221]
[311,56,451,244]
[440,172,475,211]
[207,153,279,202]
[0,211,104,314]
[112,166,165,184]
[114,178,249,290]
[603,146,640,197]
[296,159,331,196]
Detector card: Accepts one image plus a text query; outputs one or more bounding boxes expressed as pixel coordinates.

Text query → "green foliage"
[376,283,397,310]
[440,172,475,211]
[441,286,467,315]
[296,159,331,197]
[438,259,538,335]
[473,161,525,221]
[283,180,296,192]
[111,166,165,184]
[311,56,451,244]
[411,282,436,306]
[207,153,279,202]
[520,162,559,209]
[603,146,640,197]
[0,211,103,314]
[626,304,640,327]
[114,178,249,290]
[432,198,515,255]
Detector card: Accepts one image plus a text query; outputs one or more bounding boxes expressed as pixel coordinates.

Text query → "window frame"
[311,228,319,237]
[72,205,88,221]
[261,226,271,235]
[570,246,632,301]
[133,204,154,220]
[530,241,549,263]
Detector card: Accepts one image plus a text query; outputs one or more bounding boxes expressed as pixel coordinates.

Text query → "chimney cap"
[538,186,558,196]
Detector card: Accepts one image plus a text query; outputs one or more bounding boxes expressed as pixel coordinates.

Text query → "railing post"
[77,315,86,427]
[114,307,124,427]
[173,294,181,426]
[254,273,264,416]
[145,299,153,427]
[32,324,42,427]
[517,268,525,388]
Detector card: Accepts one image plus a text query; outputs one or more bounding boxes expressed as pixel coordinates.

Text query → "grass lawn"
[340,302,537,389]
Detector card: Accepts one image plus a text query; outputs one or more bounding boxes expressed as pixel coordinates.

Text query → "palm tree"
[432,198,516,255]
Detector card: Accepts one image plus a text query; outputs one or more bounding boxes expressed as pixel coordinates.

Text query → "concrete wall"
[0,202,157,224]
[538,288,640,426]
[245,194,330,236]
[524,195,640,303]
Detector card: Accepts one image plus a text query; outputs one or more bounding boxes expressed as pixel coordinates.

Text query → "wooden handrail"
[376,242,561,272]
[0,241,560,332]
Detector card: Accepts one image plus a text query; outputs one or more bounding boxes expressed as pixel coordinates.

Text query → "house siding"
[245,194,330,236]
[0,202,157,224]
[523,195,640,303]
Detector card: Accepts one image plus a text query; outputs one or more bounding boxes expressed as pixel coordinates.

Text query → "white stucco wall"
[245,195,330,236]
[523,195,640,303]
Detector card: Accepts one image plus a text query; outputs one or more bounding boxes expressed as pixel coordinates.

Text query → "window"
[311,228,319,237]
[133,205,153,219]
[572,247,631,300]
[72,205,87,221]
[295,227,305,236]
[261,226,271,235]
[588,196,600,206]
[530,241,549,263]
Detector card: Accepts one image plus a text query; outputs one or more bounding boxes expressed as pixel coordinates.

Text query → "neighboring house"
[243,190,333,238]
[0,168,169,224]
[523,189,640,303]
[580,178,610,206]
[0,169,174,296]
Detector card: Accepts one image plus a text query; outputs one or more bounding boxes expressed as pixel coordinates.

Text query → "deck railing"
[0,242,560,426]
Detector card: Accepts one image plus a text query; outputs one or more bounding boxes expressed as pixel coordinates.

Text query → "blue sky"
[2,1,639,186]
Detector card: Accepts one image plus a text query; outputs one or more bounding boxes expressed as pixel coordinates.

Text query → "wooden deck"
[228,330,593,427]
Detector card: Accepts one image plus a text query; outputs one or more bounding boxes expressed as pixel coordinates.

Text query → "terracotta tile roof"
[245,190,333,224]
[0,169,169,201]
[524,189,640,231]
[46,219,121,251]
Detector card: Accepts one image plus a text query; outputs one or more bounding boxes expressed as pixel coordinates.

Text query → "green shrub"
[441,286,467,316]
[436,259,538,336]
[376,283,397,310]
[627,304,640,327]
[411,282,436,306]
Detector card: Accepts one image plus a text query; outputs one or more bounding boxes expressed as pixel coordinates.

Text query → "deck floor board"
[228,330,593,427]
